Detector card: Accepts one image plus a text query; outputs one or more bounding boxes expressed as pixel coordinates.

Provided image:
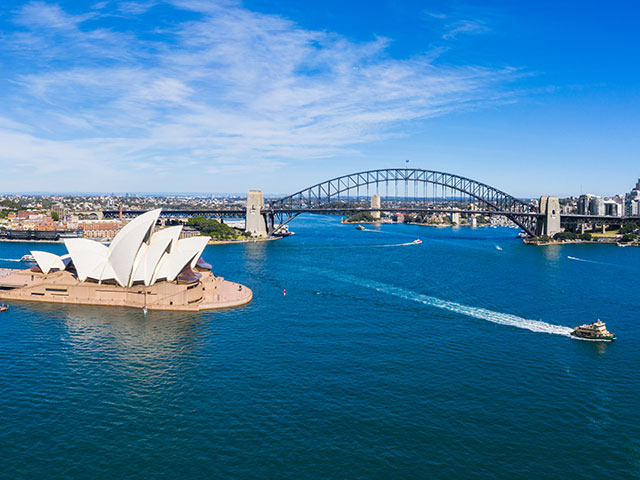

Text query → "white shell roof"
[28,209,212,287]
[30,251,66,274]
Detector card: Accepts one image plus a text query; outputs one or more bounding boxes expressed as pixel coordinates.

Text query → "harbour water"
[1,216,638,479]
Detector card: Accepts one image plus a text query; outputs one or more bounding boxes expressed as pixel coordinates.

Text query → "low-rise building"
[79,220,122,240]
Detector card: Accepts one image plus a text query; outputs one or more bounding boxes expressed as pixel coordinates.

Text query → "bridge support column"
[602,224,607,234]
[246,190,268,237]
[580,223,585,234]
[267,213,275,236]
[536,196,561,237]
[371,194,381,220]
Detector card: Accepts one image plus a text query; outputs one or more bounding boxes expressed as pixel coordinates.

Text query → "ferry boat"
[20,254,36,263]
[356,225,365,230]
[0,304,8,312]
[570,319,615,341]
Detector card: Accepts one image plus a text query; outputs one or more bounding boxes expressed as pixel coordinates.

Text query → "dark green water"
[0,216,638,479]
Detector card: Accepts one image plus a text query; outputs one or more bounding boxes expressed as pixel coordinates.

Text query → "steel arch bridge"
[269,168,538,235]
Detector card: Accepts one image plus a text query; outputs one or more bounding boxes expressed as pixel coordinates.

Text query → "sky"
[0,0,638,197]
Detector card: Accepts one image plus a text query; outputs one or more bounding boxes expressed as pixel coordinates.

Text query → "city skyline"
[1,0,638,196]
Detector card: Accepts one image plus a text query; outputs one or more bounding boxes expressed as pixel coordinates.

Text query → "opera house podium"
[0,209,252,311]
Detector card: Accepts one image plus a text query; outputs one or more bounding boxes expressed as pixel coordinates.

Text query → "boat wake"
[567,256,625,268]
[311,268,572,336]
[374,241,421,247]
[0,258,21,262]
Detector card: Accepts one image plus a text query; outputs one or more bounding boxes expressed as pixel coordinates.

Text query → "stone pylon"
[245,190,267,237]
[371,194,381,220]
[536,196,561,237]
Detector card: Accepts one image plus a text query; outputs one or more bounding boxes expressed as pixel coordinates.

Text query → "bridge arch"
[271,168,537,235]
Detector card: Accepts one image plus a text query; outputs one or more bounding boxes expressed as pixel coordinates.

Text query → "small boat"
[0,304,8,312]
[496,246,503,251]
[411,239,422,244]
[570,319,615,341]
[356,225,365,230]
[20,254,36,263]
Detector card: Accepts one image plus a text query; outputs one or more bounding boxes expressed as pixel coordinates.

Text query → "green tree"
[620,233,637,243]
[346,212,376,223]
[51,212,59,221]
[620,222,638,234]
[553,232,577,241]
[187,216,243,239]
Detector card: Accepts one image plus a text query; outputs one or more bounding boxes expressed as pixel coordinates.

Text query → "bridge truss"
[269,168,538,236]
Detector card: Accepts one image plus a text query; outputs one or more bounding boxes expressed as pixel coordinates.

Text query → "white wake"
[374,241,421,247]
[312,268,572,336]
[567,256,625,268]
[0,258,21,262]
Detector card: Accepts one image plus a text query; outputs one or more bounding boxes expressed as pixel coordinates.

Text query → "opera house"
[0,209,252,311]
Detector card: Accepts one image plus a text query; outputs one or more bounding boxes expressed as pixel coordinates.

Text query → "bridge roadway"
[103,208,640,222]
[104,207,539,218]
[101,168,640,237]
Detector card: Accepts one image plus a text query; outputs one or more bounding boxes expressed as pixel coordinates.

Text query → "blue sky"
[0,0,638,196]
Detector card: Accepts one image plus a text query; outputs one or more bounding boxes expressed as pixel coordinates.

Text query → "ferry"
[20,254,36,263]
[356,225,365,230]
[0,304,8,312]
[570,319,616,341]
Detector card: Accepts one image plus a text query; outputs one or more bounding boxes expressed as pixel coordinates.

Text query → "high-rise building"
[577,194,592,214]
[624,179,640,216]
[604,200,621,217]
[589,196,605,216]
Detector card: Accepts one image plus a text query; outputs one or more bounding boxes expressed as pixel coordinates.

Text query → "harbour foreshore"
[0,268,252,311]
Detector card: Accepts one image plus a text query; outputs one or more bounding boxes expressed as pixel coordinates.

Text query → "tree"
[346,212,376,223]
[51,212,59,221]
[553,232,577,241]
[187,216,243,239]
[620,233,637,243]
[620,222,638,235]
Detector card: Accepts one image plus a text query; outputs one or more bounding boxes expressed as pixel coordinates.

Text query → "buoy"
[283,289,286,296]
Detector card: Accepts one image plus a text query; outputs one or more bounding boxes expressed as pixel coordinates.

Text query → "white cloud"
[0,0,520,191]
[442,20,491,40]
[12,1,96,30]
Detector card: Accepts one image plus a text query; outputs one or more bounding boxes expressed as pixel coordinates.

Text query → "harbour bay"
[0,215,638,479]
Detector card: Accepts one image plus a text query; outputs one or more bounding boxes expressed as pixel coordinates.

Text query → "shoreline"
[207,236,282,245]
[0,268,252,311]
[0,236,285,246]
[523,238,639,247]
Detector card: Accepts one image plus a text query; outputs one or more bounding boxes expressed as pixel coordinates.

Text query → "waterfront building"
[79,220,123,240]
[625,179,640,216]
[604,200,621,217]
[589,196,605,216]
[577,194,592,214]
[0,209,252,311]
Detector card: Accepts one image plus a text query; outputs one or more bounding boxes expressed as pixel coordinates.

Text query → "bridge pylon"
[536,196,561,237]
[245,190,268,237]
[371,194,381,220]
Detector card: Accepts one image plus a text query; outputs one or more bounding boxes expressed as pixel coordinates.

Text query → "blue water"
[1,216,639,479]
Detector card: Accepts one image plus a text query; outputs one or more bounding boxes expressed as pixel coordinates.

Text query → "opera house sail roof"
[0,208,252,311]
[31,209,209,287]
